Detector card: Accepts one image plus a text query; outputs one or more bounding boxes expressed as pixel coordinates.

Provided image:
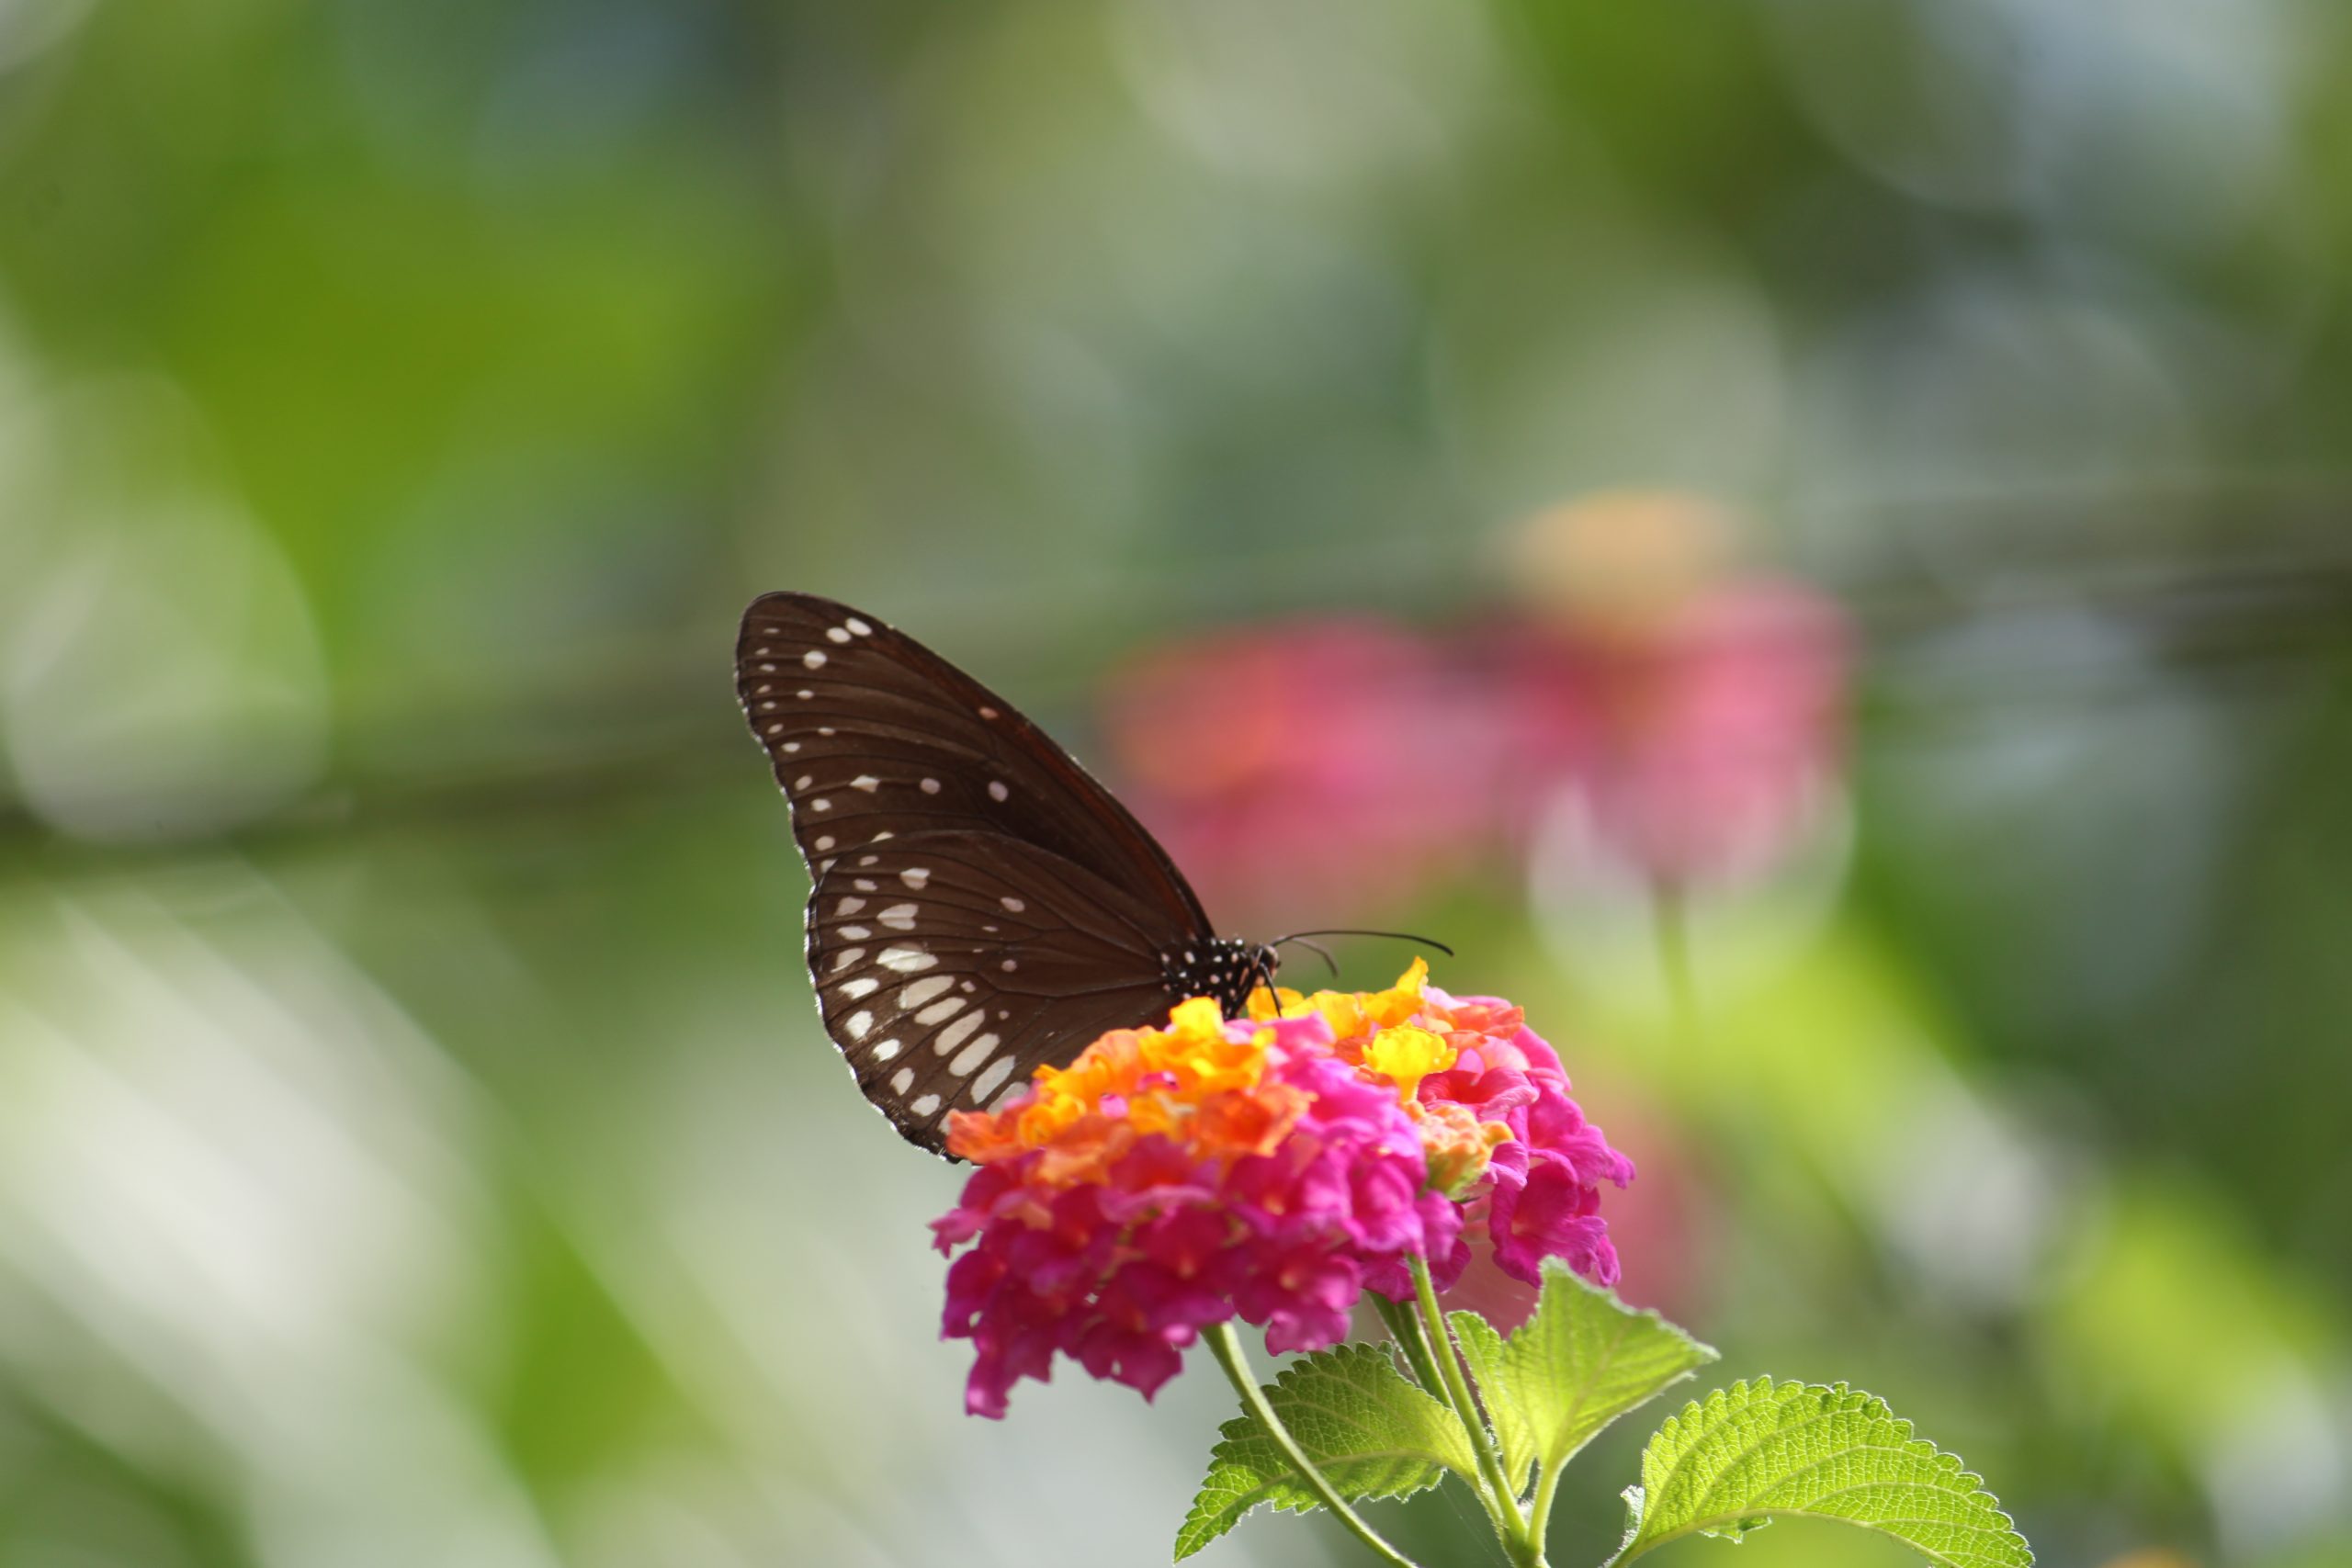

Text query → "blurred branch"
[2,500,2348,869]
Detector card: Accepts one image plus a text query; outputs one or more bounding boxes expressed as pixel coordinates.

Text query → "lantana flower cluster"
[933,961,1633,1417]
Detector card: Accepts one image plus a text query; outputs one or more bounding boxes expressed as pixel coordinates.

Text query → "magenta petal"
[1491,1156,1613,1284]
[942,1248,1005,1337]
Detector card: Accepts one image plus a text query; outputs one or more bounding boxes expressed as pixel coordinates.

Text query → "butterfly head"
[1161,937,1281,1020]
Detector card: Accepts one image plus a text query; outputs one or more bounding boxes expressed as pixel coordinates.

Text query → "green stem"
[1201,1322,1423,1568]
[1408,1256,1541,1565]
[1372,1292,1506,1521]
[1526,1458,1566,1554]
[1371,1294,1451,1408]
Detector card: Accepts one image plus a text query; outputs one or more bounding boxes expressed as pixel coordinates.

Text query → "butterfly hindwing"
[810,832,1177,1148]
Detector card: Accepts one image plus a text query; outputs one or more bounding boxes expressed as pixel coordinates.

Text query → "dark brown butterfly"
[734,592,1285,1154]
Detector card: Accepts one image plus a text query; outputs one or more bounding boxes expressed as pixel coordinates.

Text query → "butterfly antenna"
[1269,927,1456,958]
[1275,935,1340,976]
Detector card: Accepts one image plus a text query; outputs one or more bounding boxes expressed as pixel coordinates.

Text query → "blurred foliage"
[2,2,2350,1566]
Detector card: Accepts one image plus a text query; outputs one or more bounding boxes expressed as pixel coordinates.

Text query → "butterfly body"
[735,592,1279,1153]
[1159,937,1283,1017]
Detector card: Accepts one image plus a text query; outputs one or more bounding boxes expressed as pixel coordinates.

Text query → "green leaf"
[1612,1379,2034,1567]
[1449,1258,1718,1492]
[1174,1341,1476,1561]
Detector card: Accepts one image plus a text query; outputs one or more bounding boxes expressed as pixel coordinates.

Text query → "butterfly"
[734,591,1292,1154]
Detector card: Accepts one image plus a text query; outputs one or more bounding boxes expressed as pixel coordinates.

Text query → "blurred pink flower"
[1099,620,1500,927]
[1489,577,1849,892]
[1097,491,1850,915]
[1483,489,1851,894]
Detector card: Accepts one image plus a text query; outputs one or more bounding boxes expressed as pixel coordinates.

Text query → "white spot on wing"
[915,998,964,1026]
[878,903,919,931]
[1001,897,1025,913]
[891,1067,914,1094]
[921,778,940,794]
[812,798,831,811]
[836,897,865,916]
[826,626,851,643]
[971,1056,1016,1104]
[878,945,936,974]
[978,705,999,719]
[933,1011,982,1055]
[910,1093,941,1117]
[900,868,930,889]
[989,780,1010,802]
[803,650,828,669]
[949,1032,999,1077]
[847,616,872,636]
[871,1039,902,1062]
[901,976,954,1007]
[852,775,881,792]
[845,1011,872,1040]
[795,775,813,790]
[840,977,878,1000]
[831,948,864,970]
[814,835,834,851]
[1001,959,1019,972]
[839,925,871,941]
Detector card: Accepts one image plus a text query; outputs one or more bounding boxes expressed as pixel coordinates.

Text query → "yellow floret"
[1141,997,1268,1096]
[1361,1021,1456,1104]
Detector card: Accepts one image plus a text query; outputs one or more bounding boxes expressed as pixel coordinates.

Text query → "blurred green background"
[2,2,2349,1565]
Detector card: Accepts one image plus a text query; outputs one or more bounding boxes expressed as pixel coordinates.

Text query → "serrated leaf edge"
[1172,1342,1476,1561]
[1453,1261,1720,1492]
[1445,1309,1529,1486]
[1524,1263,1721,1472]
[1610,1379,2034,1568]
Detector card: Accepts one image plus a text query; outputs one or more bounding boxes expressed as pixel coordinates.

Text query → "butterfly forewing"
[737,593,1209,930]
[736,592,1221,1152]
